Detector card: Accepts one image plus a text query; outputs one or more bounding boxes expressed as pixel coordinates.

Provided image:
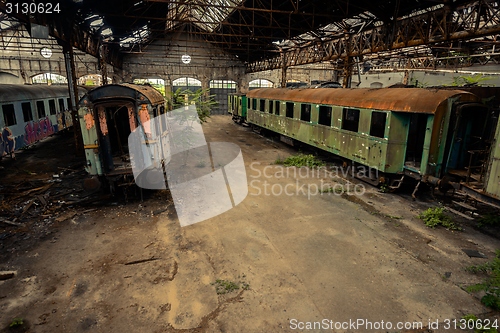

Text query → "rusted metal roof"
[246,88,479,114]
[81,83,165,105]
[120,83,166,105]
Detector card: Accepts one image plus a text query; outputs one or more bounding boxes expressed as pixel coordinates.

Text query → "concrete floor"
[0,115,499,333]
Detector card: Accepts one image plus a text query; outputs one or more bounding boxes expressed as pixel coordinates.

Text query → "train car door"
[99,102,136,168]
[401,113,433,175]
[79,102,104,176]
[445,103,490,182]
[484,116,500,199]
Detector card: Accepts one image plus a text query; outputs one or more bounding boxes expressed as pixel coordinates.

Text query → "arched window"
[134,78,166,96]
[31,73,67,85]
[78,74,112,86]
[249,79,273,90]
[172,77,202,88]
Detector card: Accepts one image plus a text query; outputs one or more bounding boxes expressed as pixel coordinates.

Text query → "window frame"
[286,102,294,119]
[275,101,280,116]
[2,104,17,126]
[369,111,387,138]
[36,101,46,119]
[318,105,333,127]
[300,103,311,122]
[48,99,57,115]
[22,102,33,122]
[259,99,265,112]
[341,108,360,133]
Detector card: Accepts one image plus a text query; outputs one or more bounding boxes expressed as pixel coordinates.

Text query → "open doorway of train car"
[446,103,492,186]
[95,102,135,172]
[404,113,428,171]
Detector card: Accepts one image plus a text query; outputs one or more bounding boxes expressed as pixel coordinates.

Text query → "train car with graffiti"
[77,83,166,189]
[0,84,86,159]
[244,87,500,205]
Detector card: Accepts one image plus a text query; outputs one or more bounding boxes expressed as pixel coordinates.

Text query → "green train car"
[227,93,247,124]
[245,87,500,203]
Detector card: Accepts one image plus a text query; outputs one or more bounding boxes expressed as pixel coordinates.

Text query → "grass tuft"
[465,250,500,310]
[418,207,461,230]
[275,154,324,168]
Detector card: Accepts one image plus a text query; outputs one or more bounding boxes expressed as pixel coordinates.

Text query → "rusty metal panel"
[385,113,410,173]
[78,104,102,175]
[121,83,166,105]
[84,83,165,106]
[247,88,478,114]
[485,117,500,199]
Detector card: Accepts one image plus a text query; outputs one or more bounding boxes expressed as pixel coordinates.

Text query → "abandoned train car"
[0,84,85,159]
[244,87,500,204]
[78,83,166,186]
[227,93,247,124]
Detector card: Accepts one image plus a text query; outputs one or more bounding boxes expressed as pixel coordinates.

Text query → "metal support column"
[100,43,108,85]
[280,50,288,88]
[63,42,83,155]
[342,33,353,88]
[342,56,353,88]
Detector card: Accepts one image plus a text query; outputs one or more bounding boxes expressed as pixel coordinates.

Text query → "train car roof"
[0,84,85,104]
[79,83,165,106]
[246,88,479,114]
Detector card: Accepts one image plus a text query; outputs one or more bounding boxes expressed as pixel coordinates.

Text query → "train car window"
[58,98,65,112]
[286,102,294,118]
[300,104,311,122]
[275,101,280,116]
[269,100,274,114]
[370,111,387,138]
[342,108,360,132]
[259,99,265,112]
[66,98,71,109]
[2,104,16,126]
[36,101,46,118]
[318,106,332,126]
[252,98,257,110]
[49,99,57,115]
[22,102,33,122]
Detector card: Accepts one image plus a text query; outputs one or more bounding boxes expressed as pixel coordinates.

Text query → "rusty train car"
[77,83,166,189]
[0,84,86,159]
[233,87,500,205]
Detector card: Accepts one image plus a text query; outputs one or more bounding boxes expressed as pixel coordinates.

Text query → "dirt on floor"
[0,116,499,333]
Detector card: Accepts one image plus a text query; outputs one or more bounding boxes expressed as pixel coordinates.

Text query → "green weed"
[212,278,250,295]
[466,250,500,310]
[462,314,499,333]
[320,185,344,194]
[379,183,390,193]
[9,318,24,328]
[275,154,324,168]
[477,214,500,228]
[418,207,461,230]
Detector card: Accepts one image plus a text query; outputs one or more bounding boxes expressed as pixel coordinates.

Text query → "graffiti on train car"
[57,111,73,131]
[24,117,55,145]
[1,111,73,158]
[1,127,15,157]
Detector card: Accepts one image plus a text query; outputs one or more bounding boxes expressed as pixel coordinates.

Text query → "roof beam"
[0,3,123,68]
[246,0,500,72]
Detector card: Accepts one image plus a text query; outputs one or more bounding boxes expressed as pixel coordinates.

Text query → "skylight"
[165,0,244,33]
